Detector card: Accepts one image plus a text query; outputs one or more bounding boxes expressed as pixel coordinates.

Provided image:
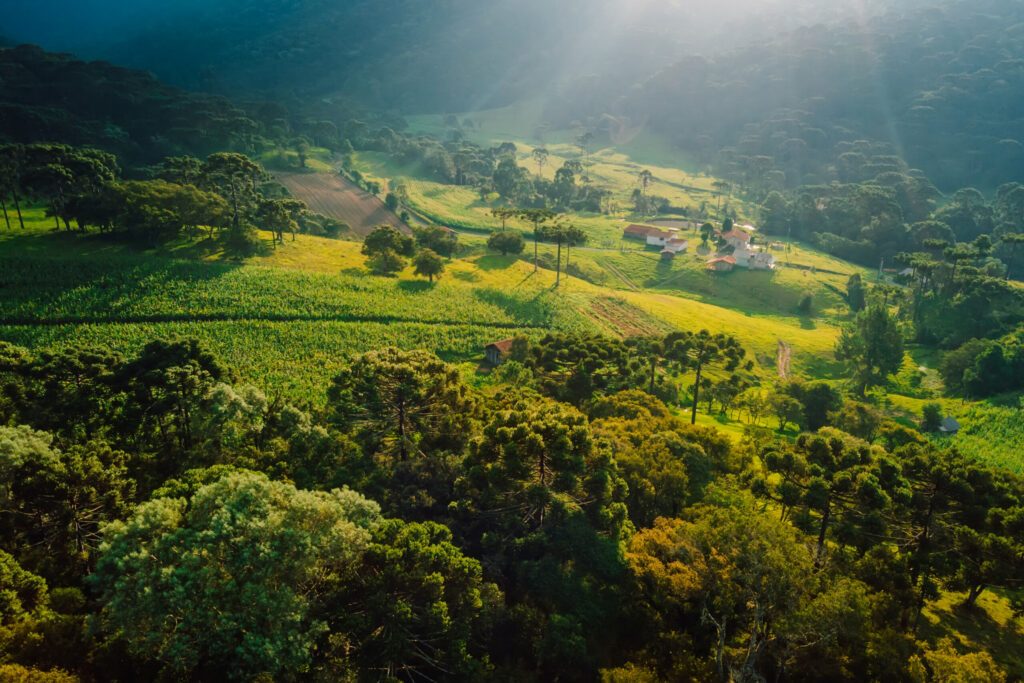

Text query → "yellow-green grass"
[0,320,524,405]
[358,123,758,244]
[260,146,336,174]
[573,244,863,319]
[6,209,1020,473]
[921,589,1024,679]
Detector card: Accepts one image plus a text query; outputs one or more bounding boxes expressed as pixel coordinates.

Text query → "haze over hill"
[0,0,901,108]
[4,0,1023,192]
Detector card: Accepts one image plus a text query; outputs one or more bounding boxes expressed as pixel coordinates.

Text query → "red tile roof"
[722,229,751,242]
[486,339,516,354]
[623,224,659,237]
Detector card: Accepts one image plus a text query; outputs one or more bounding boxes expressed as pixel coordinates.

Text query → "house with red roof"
[706,255,737,272]
[623,224,659,240]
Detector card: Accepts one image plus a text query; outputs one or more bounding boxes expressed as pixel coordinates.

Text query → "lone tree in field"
[368,249,405,276]
[487,230,525,256]
[846,273,867,313]
[491,207,518,230]
[637,169,654,195]
[532,147,549,179]
[517,208,555,273]
[677,330,749,424]
[413,248,445,283]
[562,224,587,275]
[835,303,904,395]
[363,225,415,258]
[576,131,595,165]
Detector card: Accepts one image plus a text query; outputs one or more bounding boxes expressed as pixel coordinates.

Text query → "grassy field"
[4,168,1021,470]
[0,207,849,403]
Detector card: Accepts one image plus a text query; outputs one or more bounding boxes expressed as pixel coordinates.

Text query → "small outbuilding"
[660,249,676,261]
[485,339,515,366]
[939,417,961,434]
[706,255,737,272]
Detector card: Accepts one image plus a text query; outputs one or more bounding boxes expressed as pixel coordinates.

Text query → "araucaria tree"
[327,348,477,462]
[835,303,904,394]
[199,152,267,234]
[678,330,749,424]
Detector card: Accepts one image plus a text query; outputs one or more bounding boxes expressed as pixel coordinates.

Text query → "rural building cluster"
[623,222,776,272]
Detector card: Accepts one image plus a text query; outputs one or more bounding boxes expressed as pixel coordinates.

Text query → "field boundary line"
[0,312,550,330]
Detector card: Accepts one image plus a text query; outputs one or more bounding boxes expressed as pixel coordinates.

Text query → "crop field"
[0,320,525,404]
[949,400,1024,473]
[6,209,1020,469]
[0,222,604,400]
[275,171,408,236]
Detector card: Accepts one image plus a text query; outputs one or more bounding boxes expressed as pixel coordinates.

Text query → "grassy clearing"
[921,589,1024,679]
[361,107,760,247]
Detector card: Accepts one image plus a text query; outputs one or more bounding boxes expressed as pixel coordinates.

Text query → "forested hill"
[5,0,1023,193]
[0,45,257,164]
[602,0,1024,192]
[1,0,899,113]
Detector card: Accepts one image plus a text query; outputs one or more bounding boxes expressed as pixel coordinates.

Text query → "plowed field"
[276,172,409,236]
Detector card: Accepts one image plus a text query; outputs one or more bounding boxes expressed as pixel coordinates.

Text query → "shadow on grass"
[922,591,1024,679]
[340,267,368,278]
[476,254,518,271]
[452,270,481,283]
[798,316,817,330]
[398,280,434,293]
[474,287,553,326]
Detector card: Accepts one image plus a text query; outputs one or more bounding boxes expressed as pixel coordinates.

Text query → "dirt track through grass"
[276,172,409,236]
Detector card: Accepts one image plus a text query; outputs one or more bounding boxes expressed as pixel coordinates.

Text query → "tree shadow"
[474,287,552,326]
[340,267,367,277]
[476,255,518,271]
[452,270,481,282]
[798,316,817,330]
[922,592,1024,677]
[398,280,433,293]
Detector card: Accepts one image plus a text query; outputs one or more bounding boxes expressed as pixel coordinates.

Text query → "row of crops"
[0,320,544,404]
[0,254,588,330]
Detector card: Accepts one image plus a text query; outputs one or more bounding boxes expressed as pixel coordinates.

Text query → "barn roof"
[623,224,659,236]
[486,339,516,354]
[722,229,751,242]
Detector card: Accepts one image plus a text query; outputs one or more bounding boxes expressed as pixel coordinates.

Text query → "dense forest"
[0,333,1021,681]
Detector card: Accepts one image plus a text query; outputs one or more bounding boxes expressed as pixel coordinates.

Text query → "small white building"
[733,246,775,270]
[721,228,752,251]
[646,227,682,248]
[664,237,690,254]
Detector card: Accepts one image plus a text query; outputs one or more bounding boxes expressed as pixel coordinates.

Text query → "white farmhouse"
[709,226,776,271]
[646,227,682,248]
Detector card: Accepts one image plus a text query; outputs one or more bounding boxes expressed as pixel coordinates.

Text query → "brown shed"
[485,339,515,366]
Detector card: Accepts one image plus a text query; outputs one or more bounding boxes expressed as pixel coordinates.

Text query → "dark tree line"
[0,143,348,250]
[0,335,1019,681]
